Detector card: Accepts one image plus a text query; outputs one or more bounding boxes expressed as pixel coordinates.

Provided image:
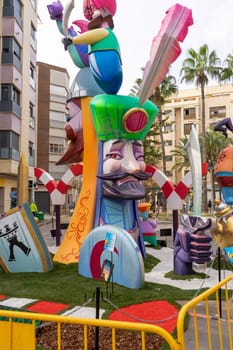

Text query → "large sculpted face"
[98,139,151,199]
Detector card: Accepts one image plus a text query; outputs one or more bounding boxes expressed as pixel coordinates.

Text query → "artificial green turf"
[165,270,207,280]
[0,252,209,311]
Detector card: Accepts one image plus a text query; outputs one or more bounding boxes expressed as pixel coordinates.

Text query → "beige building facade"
[162,84,233,185]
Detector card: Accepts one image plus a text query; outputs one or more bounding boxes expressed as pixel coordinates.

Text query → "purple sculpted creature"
[174,215,212,275]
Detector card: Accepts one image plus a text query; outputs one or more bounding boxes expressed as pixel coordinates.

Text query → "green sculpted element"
[90,95,158,141]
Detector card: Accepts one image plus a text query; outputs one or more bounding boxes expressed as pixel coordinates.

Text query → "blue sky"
[37,0,233,95]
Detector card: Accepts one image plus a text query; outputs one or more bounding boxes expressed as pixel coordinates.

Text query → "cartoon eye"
[105,152,122,160]
[135,153,144,161]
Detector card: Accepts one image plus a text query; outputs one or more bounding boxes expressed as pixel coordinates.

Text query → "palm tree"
[221,52,233,82]
[149,76,178,176]
[130,78,141,96]
[143,122,162,165]
[171,129,232,212]
[180,44,222,211]
[130,77,162,165]
[170,136,190,173]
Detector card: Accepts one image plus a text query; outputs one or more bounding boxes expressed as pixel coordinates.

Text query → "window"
[29,102,35,128]
[12,86,20,105]
[184,123,193,135]
[2,39,9,54]
[0,131,19,160]
[1,85,9,100]
[166,170,173,177]
[3,0,23,27]
[28,141,35,166]
[30,63,35,79]
[163,125,173,132]
[209,106,226,119]
[49,144,64,154]
[13,39,21,60]
[164,140,172,146]
[31,23,36,49]
[11,132,19,149]
[1,37,21,70]
[0,84,21,116]
[30,63,35,88]
[1,84,20,105]
[29,142,33,157]
[183,107,196,120]
[165,156,173,161]
[15,0,22,19]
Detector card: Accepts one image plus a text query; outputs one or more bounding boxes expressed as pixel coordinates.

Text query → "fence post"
[95,287,100,350]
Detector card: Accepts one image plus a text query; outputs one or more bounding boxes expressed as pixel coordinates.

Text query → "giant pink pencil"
[139,3,193,104]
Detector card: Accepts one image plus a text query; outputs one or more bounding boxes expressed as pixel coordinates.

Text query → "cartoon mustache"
[97,171,151,181]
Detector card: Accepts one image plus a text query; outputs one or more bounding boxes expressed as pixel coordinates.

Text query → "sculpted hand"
[62,37,72,50]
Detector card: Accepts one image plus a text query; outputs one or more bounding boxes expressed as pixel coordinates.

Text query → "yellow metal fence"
[177,273,233,350]
[0,274,232,350]
[0,310,179,350]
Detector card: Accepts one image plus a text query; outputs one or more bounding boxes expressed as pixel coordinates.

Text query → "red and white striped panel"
[146,165,192,210]
[34,164,83,205]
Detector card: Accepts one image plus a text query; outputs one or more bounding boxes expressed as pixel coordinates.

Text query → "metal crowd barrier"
[177,273,233,350]
[0,310,179,350]
[0,274,233,349]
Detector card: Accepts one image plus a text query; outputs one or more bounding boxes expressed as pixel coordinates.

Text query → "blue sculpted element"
[90,49,122,94]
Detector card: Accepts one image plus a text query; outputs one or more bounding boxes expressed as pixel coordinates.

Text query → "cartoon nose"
[121,159,140,174]
[121,145,140,174]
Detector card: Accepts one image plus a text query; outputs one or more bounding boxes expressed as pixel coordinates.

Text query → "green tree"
[221,52,233,82]
[180,44,222,211]
[130,78,141,96]
[171,129,232,211]
[150,76,178,176]
[170,136,190,173]
[143,122,162,165]
[130,77,162,165]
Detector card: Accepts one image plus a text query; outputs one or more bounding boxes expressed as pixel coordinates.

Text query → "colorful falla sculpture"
[211,146,233,262]
[78,95,158,288]
[0,204,53,272]
[138,202,158,247]
[173,126,212,275]
[174,214,212,275]
[46,1,193,288]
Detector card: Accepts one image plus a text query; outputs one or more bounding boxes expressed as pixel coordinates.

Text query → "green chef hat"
[90,94,158,141]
